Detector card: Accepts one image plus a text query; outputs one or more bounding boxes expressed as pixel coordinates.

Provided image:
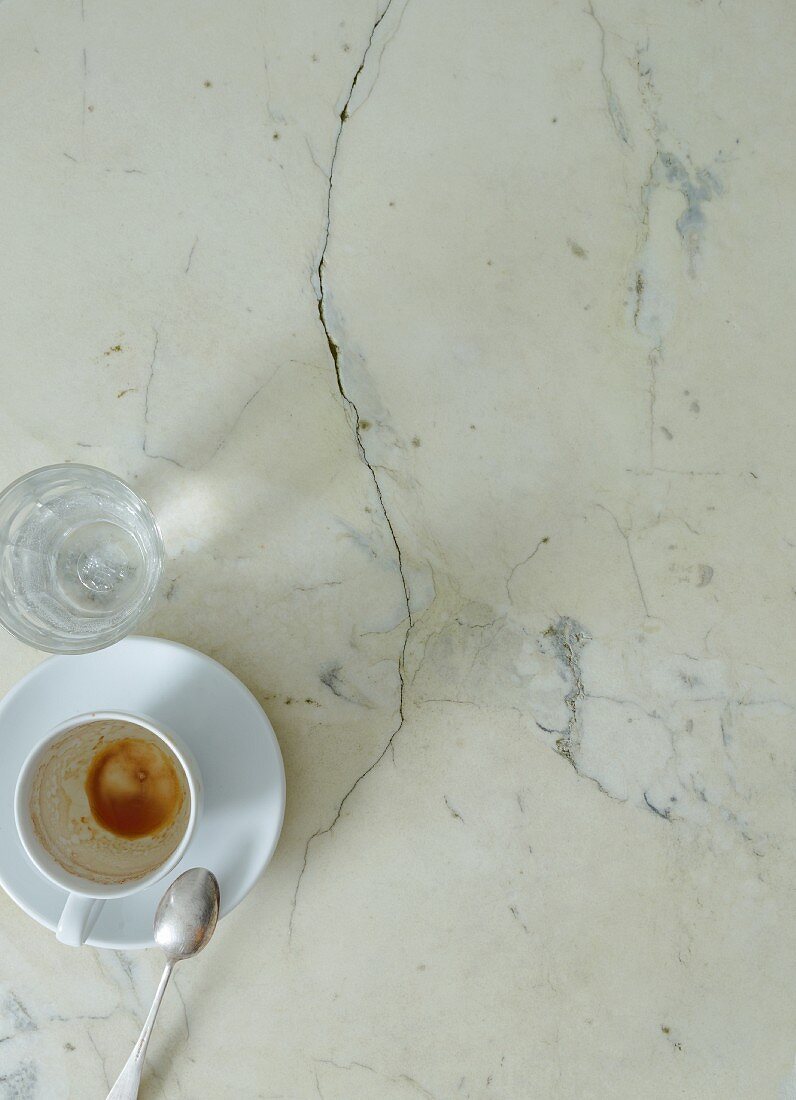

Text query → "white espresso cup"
[14,711,202,946]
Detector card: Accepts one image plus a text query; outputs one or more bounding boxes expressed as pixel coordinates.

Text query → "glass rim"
[0,462,140,502]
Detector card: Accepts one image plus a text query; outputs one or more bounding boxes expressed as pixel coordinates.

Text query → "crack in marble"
[304,134,328,177]
[586,692,668,726]
[538,619,627,804]
[505,535,549,603]
[416,695,527,723]
[142,329,274,469]
[199,380,269,467]
[319,663,374,708]
[585,688,785,840]
[92,949,148,1022]
[630,49,726,470]
[586,1,632,146]
[509,905,529,933]
[719,703,739,793]
[632,269,644,330]
[184,236,198,274]
[296,580,342,594]
[171,973,190,1041]
[643,791,672,820]
[543,617,589,765]
[595,503,650,616]
[316,1058,438,1099]
[397,1073,438,1099]
[361,0,412,112]
[415,648,630,807]
[443,795,465,822]
[418,622,730,819]
[3,994,35,1033]
[288,678,406,941]
[290,0,413,943]
[44,1009,115,1025]
[647,344,662,467]
[314,0,412,632]
[86,1026,110,1090]
[141,328,184,467]
[632,148,664,468]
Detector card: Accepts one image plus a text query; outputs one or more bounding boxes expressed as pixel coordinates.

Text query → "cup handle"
[56,894,105,946]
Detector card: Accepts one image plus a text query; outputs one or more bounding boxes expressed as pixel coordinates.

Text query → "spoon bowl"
[155,867,220,961]
[106,867,221,1099]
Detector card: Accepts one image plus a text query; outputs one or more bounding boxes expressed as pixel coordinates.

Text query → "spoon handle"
[106,961,175,1099]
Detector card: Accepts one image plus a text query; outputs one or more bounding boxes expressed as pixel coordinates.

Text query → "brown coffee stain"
[85,738,183,839]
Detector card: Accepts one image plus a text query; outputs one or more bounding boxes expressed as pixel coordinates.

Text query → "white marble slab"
[0,0,794,1096]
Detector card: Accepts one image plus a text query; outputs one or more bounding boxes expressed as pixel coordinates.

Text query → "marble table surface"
[0,0,794,1096]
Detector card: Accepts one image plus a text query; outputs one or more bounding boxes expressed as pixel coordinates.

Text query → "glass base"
[54,522,146,615]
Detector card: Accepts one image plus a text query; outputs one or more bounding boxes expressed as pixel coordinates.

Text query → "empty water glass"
[0,464,163,653]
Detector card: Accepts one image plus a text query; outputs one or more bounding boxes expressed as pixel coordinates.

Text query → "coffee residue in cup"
[85,738,183,839]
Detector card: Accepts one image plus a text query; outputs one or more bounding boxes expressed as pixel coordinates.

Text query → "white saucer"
[0,636,285,949]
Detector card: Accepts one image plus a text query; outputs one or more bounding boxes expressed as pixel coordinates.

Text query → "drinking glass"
[0,465,164,654]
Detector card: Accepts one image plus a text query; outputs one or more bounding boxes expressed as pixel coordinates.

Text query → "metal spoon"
[106,868,220,1100]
